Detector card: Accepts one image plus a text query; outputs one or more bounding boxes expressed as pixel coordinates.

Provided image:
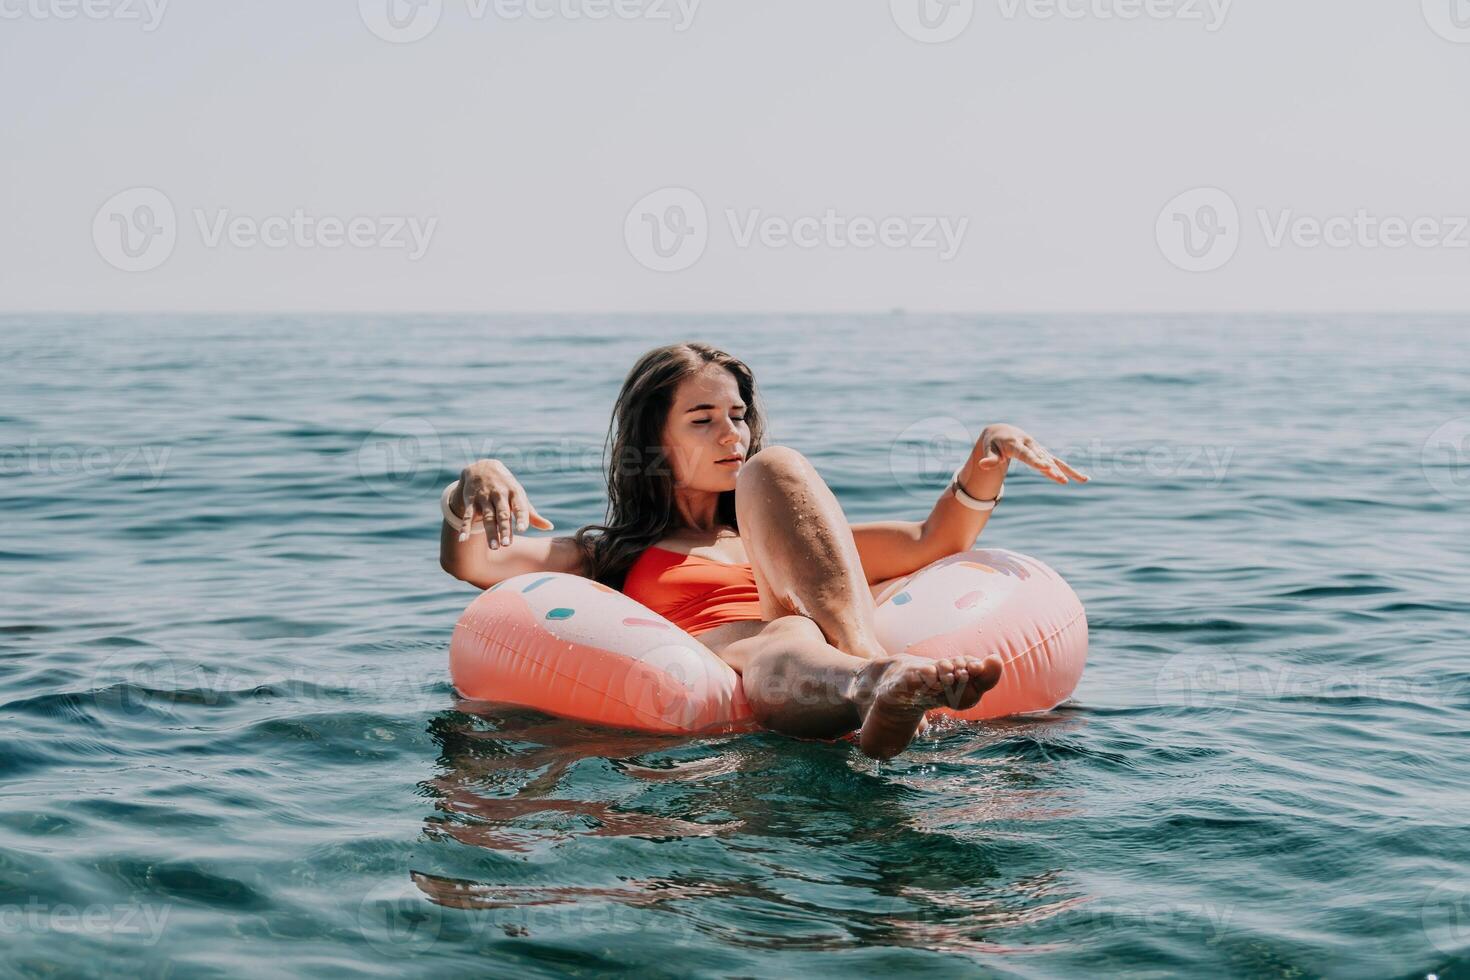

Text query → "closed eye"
[695,417,747,424]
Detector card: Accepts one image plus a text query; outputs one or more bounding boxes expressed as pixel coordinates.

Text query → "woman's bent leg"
[735,446,888,660]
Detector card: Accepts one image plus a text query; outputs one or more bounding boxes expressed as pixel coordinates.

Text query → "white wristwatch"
[949,467,1004,512]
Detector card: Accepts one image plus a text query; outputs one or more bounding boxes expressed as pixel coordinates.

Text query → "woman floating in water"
[439,343,1088,758]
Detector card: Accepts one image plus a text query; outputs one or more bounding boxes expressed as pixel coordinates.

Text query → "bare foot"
[851,655,1003,761]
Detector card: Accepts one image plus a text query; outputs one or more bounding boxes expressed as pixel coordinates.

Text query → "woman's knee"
[736,445,813,492]
[740,619,838,707]
[715,615,820,673]
[741,615,823,659]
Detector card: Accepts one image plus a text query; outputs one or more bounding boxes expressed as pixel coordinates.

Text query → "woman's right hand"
[453,459,555,550]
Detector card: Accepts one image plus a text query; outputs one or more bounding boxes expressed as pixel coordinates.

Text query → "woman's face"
[660,365,749,491]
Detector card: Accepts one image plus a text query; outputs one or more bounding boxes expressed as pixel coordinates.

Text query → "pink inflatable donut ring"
[449,547,1088,735]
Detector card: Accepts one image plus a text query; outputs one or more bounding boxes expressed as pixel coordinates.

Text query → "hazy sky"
[3,0,1468,312]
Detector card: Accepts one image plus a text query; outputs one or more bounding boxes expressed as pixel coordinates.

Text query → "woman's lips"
[716,457,742,467]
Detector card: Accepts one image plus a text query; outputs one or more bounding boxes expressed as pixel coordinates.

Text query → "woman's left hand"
[973,423,1090,485]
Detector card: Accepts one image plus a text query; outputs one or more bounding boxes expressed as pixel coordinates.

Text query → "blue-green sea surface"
[2,314,1467,978]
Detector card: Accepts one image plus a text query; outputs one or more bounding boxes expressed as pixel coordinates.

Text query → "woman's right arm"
[439,458,587,589]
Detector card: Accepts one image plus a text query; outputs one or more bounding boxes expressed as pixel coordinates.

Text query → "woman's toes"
[976,655,1003,687]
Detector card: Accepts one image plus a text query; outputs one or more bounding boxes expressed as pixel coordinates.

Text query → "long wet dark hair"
[572,343,767,590]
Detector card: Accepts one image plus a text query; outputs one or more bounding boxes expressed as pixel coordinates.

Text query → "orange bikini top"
[621,546,764,637]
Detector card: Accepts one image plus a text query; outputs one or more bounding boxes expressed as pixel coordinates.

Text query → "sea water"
[2,313,1467,977]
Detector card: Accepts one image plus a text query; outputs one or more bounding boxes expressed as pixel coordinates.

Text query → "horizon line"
[2,309,1468,319]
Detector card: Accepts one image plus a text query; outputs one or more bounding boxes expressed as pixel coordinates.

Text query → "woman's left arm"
[849,423,1089,583]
